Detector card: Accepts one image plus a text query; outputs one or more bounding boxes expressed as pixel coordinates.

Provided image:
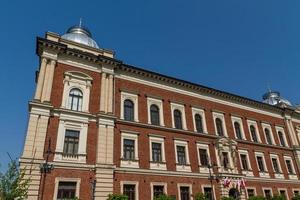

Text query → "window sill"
[274,173,284,179]
[176,164,191,172]
[54,152,86,163]
[121,159,139,168]
[288,174,298,180]
[242,170,254,176]
[150,162,167,170]
[259,171,270,178]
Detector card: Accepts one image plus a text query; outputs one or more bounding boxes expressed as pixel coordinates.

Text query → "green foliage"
[194,192,208,200]
[0,159,30,200]
[154,194,176,200]
[221,197,235,200]
[292,195,300,200]
[248,196,266,200]
[107,194,128,200]
[271,195,286,200]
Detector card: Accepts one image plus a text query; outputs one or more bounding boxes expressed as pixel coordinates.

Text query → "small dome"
[62,25,99,48]
[262,91,292,106]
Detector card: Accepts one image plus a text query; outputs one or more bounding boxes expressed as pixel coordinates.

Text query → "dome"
[262,91,292,106]
[61,25,99,48]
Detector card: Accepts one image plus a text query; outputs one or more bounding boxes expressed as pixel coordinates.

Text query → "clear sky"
[0,0,300,171]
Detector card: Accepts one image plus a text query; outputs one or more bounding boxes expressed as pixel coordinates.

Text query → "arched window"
[174,109,182,129]
[68,88,83,111]
[250,125,258,142]
[278,131,286,147]
[234,122,242,139]
[150,104,160,125]
[216,118,224,136]
[124,99,134,121]
[195,114,203,133]
[265,128,272,145]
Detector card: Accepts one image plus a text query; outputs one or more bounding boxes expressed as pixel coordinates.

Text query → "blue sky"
[0,0,300,171]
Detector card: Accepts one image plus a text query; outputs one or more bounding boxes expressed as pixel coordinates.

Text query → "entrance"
[229,188,240,200]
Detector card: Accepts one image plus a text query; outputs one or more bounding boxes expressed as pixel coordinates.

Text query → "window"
[247,189,255,197]
[63,130,79,155]
[124,99,134,121]
[68,89,83,111]
[294,190,300,196]
[152,142,162,162]
[199,149,209,166]
[180,186,190,200]
[222,152,229,169]
[272,158,280,173]
[195,114,203,133]
[257,156,265,172]
[150,105,160,125]
[278,131,286,147]
[123,139,135,160]
[174,109,183,129]
[250,125,258,142]
[264,189,272,200]
[204,187,213,200]
[153,185,164,199]
[265,129,273,145]
[286,160,294,174]
[123,184,136,200]
[234,122,243,139]
[240,154,249,170]
[279,190,287,199]
[177,146,186,165]
[57,182,77,200]
[216,118,224,136]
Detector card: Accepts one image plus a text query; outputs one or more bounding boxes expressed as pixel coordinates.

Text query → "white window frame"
[284,155,297,180]
[247,120,262,143]
[121,91,139,122]
[196,142,210,173]
[147,97,165,126]
[170,102,187,130]
[212,112,228,137]
[246,187,257,199]
[149,136,167,170]
[275,126,289,147]
[174,140,191,172]
[177,183,192,200]
[278,188,289,200]
[192,107,208,133]
[151,182,167,200]
[120,131,139,168]
[53,177,81,200]
[54,118,88,163]
[292,189,300,197]
[231,116,246,140]
[263,187,273,199]
[121,181,139,200]
[238,150,253,176]
[255,152,269,178]
[270,154,284,179]
[202,184,216,200]
[61,71,92,113]
[262,123,275,145]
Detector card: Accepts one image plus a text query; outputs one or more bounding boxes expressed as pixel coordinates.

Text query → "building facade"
[20,25,300,200]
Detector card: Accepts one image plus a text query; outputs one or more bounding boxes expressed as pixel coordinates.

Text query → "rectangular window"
[123,139,135,160]
[63,130,79,155]
[177,146,186,165]
[152,142,162,162]
[279,190,287,199]
[257,156,265,172]
[264,189,272,200]
[286,160,294,174]
[180,186,190,200]
[57,182,77,200]
[294,190,300,196]
[278,132,286,147]
[240,154,249,170]
[247,189,255,197]
[272,158,280,173]
[199,149,209,166]
[204,187,213,200]
[222,152,229,169]
[153,185,164,199]
[123,184,136,200]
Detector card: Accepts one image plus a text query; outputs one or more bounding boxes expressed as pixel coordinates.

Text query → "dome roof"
[61,25,99,48]
[262,91,292,106]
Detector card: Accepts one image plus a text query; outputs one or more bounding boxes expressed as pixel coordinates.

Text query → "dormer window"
[68,89,83,111]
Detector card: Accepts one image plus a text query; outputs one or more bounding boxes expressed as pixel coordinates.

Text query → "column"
[42,60,56,102]
[100,73,107,112]
[107,74,114,114]
[34,57,47,100]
